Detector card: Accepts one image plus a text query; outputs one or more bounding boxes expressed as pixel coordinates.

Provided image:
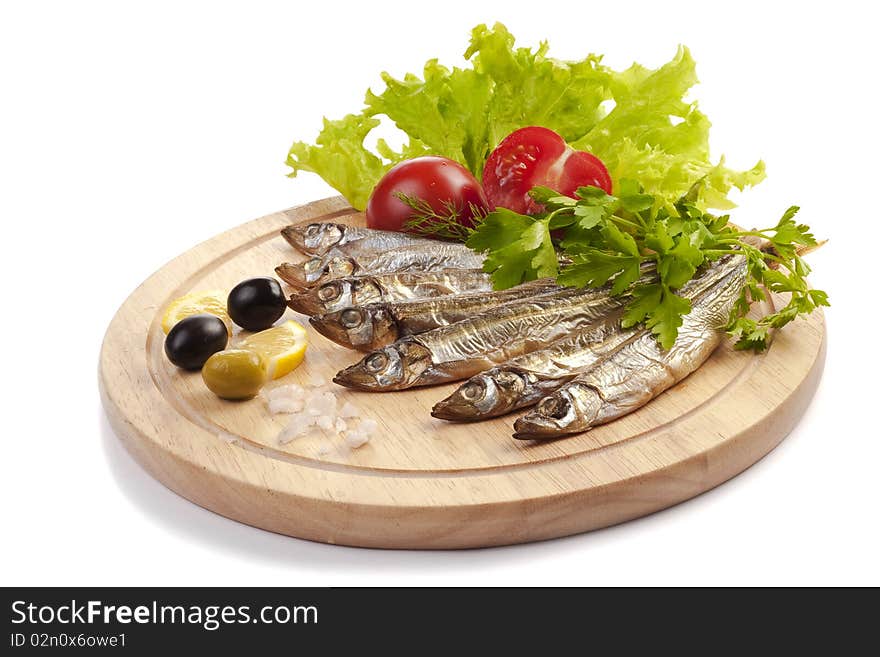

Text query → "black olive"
[227,277,286,331]
[164,314,229,370]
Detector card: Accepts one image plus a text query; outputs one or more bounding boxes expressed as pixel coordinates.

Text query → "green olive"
[202,349,267,400]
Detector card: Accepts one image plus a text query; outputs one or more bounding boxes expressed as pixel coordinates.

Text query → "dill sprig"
[397,192,487,241]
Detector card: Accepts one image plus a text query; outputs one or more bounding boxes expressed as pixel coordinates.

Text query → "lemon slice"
[239,320,308,380]
[161,290,232,334]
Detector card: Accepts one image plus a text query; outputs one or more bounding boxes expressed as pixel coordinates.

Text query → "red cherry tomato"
[482,126,612,214]
[365,156,489,232]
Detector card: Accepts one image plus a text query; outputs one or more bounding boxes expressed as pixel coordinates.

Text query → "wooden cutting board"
[99,196,826,549]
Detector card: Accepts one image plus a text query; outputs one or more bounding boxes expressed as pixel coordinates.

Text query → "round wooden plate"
[99,197,826,549]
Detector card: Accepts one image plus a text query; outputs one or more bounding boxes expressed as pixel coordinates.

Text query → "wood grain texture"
[99,197,827,549]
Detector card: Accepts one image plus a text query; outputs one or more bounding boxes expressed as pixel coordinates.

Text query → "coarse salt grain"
[316,415,334,430]
[268,396,305,415]
[334,417,347,433]
[338,401,360,419]
[307,391,337,416]
[267,384,305,401]
[344,430,370,449]
[278,414,317,444]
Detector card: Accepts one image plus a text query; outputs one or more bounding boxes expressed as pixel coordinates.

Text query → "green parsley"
[465,182,828,351]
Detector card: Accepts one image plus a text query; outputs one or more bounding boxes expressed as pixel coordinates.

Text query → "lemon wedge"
[239,320,308,380]
[162,290,232,334]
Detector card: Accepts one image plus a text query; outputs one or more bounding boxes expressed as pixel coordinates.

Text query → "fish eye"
[365,352,388,372]
[318,282,340,301]
[461,380,485,401]
[538,395,569,419]
[340,308,363,328]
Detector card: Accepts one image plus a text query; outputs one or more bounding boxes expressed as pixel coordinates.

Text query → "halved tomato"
[482,126,612,214]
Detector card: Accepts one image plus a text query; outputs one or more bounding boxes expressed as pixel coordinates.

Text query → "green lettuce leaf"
[464,23,610,157]
[570,46,764,210]
[365,61,492,174]
[286,23,763,211]
[285,114,389,211]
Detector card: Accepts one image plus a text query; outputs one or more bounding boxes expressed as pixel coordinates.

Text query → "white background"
[2,0,877,586]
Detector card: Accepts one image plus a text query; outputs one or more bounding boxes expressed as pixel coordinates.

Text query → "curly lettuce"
[286,23,763,211]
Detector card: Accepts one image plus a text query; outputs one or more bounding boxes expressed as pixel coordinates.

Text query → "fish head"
[310,306,397,351]
[277,254,357,288]
[288,279,352,315]
[304,277,386,314]
[317,279,353,309]
[281,222,344,255]
[275,262,307,290]
[333,341,432,390]
[513,383,601,440]
[287,291,323,316]
[432,369,528,420]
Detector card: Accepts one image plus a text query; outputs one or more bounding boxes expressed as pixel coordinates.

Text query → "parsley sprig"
[465,181,828,351]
